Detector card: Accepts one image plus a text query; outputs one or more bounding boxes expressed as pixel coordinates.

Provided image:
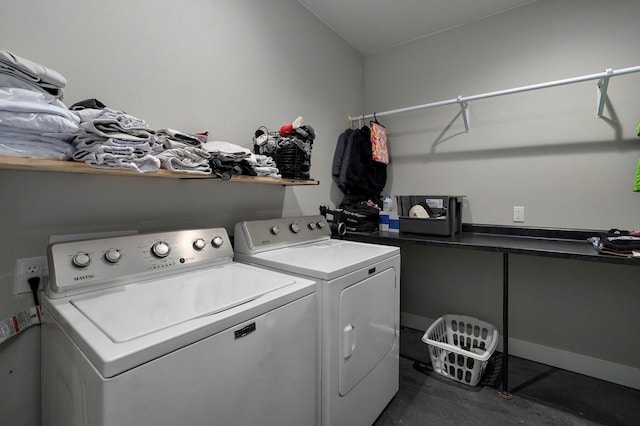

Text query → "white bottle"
[383,194,392,212]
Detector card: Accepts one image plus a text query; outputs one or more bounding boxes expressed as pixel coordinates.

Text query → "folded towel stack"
[253,154,281,178]
[0,51,77,159]
[155,147,212,175]
[71,106,160,173]
[0,87,77,160]
[153,128,212,175]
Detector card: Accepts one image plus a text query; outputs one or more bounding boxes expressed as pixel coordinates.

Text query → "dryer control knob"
[211,236,224,248]
[104,248,121,263]
[271,225,280,235]
[151,241,171,258]
[193,238,206,251]
[290,223,301,233]
[308,222,316,230]
[72,252,91,268]
[317,221,326,229]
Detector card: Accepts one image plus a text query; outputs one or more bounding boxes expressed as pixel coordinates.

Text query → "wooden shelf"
[0,155,319,186]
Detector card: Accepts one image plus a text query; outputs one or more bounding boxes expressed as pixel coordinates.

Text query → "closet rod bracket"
[458,96,470,132]
[596,68,613,117]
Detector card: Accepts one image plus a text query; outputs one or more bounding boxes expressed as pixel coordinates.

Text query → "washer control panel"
[234,215,331,253]
[47,228,232,297]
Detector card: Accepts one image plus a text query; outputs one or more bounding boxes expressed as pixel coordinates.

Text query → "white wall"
[0,1,363,425]
[366,0,640,230]
[365,0,640,388]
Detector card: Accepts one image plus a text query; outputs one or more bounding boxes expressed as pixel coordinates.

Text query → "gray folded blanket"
[79,108,155,142]
[0,49,66,98]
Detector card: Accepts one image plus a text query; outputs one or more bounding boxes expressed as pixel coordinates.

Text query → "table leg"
[499,252,513,399]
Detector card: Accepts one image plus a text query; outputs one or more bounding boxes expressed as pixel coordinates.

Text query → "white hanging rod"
[349,65,640,131]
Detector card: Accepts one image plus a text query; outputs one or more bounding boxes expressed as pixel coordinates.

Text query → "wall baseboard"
[401,312,640,390]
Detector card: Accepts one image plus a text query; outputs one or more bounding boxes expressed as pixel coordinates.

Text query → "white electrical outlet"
[14,256,48,295]
[513,206,525,223]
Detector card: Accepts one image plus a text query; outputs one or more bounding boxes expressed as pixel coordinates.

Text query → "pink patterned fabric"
[370,122,388,164]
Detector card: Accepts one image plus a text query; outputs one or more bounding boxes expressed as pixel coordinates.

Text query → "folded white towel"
[98,108,149,129]
[73,107,103,123]
[155,147,212,175]
[0,110,80,134]
[202,140,252,158]
[86,153,160,173]
[0,87,80,124]
[81,120,154,142]
[254,166,281,178]
[73,136,155,159]
[0,130,74,159]
[156,128,202,147]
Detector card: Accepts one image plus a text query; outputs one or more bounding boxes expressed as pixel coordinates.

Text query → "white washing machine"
[234,215,400,426]
[41,227,318,426]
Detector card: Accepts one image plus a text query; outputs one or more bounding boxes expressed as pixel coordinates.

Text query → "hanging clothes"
[332,125,387,198]
[634,153,640,192]
[370,114,389,164]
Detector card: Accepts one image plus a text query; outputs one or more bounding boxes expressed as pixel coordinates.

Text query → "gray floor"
[374,327,640,426]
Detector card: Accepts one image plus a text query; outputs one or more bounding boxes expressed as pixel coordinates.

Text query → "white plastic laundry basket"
[422,314,499,386]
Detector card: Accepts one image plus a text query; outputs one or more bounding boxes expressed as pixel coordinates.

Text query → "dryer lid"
[239,239,399,280]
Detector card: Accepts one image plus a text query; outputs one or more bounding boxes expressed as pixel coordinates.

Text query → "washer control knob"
[211,236,224,248]
[317,221,326,229]
[193,238,206,251]
[271,225,280,235]
[72,252,91,268]
[290,223,301,233]
[308,222,316,230]
[104,248,121,263]
[151,241,170,258]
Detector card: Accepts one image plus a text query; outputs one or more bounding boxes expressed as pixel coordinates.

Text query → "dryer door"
[339,267,397,396]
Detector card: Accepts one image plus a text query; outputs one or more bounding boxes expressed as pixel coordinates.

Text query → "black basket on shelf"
[271,145,311,180]
[253,125,314,180]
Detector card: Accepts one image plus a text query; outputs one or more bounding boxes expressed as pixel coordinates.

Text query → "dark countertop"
[342,224,640,267]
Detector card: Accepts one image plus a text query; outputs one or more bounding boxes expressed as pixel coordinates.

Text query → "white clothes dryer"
[41,227,317,426]
[234,215,400,426]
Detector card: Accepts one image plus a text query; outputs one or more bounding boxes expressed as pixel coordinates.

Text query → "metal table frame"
[343,224,639,398]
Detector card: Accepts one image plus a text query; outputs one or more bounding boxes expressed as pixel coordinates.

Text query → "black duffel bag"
[338,195,382,233]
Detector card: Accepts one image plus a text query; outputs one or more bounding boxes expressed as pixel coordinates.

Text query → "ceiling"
[297,0,538,55]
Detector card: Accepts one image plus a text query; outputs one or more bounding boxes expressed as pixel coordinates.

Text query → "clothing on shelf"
[203,140,269,179]
[0,49,67,99]
[71,106,160,173]
[252,154,280,178]
[155,147,212,175]
[156,128,203,148]
[153,129,211,174]
[0,129,76,159]
[0,87,76,159]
